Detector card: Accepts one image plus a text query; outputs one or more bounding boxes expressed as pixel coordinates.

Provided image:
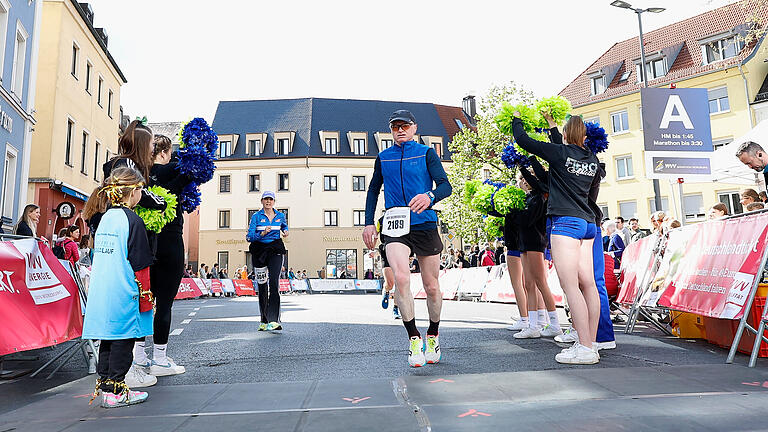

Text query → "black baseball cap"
[389,110,416,125]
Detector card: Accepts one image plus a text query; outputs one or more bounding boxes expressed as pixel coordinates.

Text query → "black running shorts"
[381,229,443,257]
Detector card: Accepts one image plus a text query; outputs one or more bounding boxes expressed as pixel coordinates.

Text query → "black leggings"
[253,254,283,323]
[98,339,133,390]
[150,232,185,345]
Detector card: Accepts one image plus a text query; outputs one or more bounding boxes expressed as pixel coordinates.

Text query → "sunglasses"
[390,123,413,132]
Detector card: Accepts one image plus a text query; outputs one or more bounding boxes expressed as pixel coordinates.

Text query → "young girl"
[82,166,154,408]
[512,111,600,365]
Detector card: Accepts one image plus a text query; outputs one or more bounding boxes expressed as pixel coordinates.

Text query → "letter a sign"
[641,88,713,152]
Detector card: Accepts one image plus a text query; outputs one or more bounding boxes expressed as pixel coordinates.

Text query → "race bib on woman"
[382,207,410,237]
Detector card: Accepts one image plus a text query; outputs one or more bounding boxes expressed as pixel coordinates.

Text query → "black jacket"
[15,220,34,237]
[150,160,194,235]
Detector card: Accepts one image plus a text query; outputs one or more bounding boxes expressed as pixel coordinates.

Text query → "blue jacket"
[246,209,288,243]
[365,140,451,230]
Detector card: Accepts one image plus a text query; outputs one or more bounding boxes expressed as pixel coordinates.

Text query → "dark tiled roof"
[212,98,463,160]
[559,3,767,107]
[434,104,475,138]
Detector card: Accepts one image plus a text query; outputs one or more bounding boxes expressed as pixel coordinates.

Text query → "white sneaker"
[506,320,527,331]
[513,327,541,339]
[424,335,441,364]
[554,328,578,343]
[594,340,617,351]
[125,363,157,388]
[555,343,599,365]
[408,337,426,368]
[149,356,186,376]
[540,324,563,338]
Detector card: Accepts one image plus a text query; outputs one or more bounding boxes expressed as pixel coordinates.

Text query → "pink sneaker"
[101,389,149,408]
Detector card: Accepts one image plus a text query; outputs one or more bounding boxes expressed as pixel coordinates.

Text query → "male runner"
[363,109,452,367]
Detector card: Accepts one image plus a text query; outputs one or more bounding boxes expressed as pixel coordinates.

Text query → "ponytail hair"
[564,115,586,148]
[83,166,146,220]
[117,120,154,180]
[152,134,173,159]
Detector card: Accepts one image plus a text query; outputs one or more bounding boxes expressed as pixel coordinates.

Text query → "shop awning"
[61,185,88,202]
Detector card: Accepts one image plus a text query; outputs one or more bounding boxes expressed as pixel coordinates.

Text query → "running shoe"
[554,328,579,343]
[594,340,617,351]
[555,342,599,365]
[506,320,527,331]
[393,306,401,319]
[540,324,563,338]
[258,323,267,331]
[381,290,390,309]
[149,357,186,376]
[125,363,157,388]
[424,335,441,364]
[513,327,541,339]
[408,336,426,368]
[267,322,283,331]
[101,389,148,408]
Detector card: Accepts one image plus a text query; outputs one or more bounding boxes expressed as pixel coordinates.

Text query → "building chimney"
[78,3,94,24]
[462,95,476,121]
[95,28,108,47]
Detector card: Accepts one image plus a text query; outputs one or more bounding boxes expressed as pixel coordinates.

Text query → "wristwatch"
[426,191,435,203]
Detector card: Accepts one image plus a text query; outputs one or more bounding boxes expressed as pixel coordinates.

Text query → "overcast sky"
[85,0,736,123]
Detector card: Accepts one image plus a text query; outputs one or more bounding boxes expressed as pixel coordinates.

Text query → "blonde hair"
[16,204,39,234]
[564,116,586,148]
[83,166,145,220]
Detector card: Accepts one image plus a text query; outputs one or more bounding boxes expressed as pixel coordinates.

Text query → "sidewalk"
[3,363,768,432]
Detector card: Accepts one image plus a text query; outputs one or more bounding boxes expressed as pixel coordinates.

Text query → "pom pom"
[501,144,531,169]
[496,103,545,135]
[492,185,527,215]
[134,186,178,233]
[176,144,217,184]
[484,216,504,239]
[535,96,572,124]
[179,183,201,213]
[470,184,496,214]
[179,118,219,154]
[463,179,482,205]
[584,121,609,154]
[482,179,505,190]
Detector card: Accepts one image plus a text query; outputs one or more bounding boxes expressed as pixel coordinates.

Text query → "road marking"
[458,409,491,418]
[170,328,184,336]
[194,307,200,311]
[342,397,371,404]
[742,381,768,388]
[181,319,191,325]
[188,312,197,316]
[429,378,454,383]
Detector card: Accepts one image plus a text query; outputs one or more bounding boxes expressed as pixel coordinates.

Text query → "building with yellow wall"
[559,3,768,227]
[27,0,126,238]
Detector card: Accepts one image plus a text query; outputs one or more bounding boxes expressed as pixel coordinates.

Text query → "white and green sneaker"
[425,335,441,364]
[408,336,426,368]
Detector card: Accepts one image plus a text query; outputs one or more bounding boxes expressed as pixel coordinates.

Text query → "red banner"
[233,279,255,296]
[617,234,659,305]
[0,239,83,356]
[209,279,223,294]
[279,279,291,293]
[657,213,768,319]
[176,278,204,299]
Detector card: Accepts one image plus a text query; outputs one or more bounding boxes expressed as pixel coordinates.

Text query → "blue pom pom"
[501,144,531,169]
[482,179,506,190]
[181,118,219,154]
[584,122,609,154]
[179,182,201,213]
[176,145,216,184]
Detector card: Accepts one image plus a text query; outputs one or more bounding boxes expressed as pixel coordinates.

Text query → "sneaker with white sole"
[125,363,157,388]
[594,340,617,351]
[149,356,186,376]
[506,320,527,331]
[424,335,441,364]
[555,342,600,365]
[408,336,426,368]
[554,328,579,343]
[513,327,541,339]
[101,389,148,408]
[540,324,563,338]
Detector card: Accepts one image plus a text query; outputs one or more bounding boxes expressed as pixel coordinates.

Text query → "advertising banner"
[208,279,222,294]
[650,156,712,176]
[354,280,381,291]
[290,279,309,291]
[617,234,659,305]
[233,279,255,296]
[438,268,463,300]
[641,88,713,153]
[220,279,236,294]
[279,279,291,293]
[657,213,768,319]
[0,239,83,356]
[176,278,204,299]
[309,279,356,292]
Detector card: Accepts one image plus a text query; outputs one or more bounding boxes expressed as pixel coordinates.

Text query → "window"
[618,70,631,82]
[636,58,666,82]
[324,175,337,191]
[217,251,229,270]
[483,169,491,180]
[324,138,338,155]
[80,131,88,174]
[380,139,393,150]
[218,210,231,229]
[615,155,634,179]
[248,174,260,192]
[708,87,730,114]
[618,200,638,219]
[649,197,670,213]
[219,140,232,158]
[277,208,289,225]
[85,61,92,93]
[702,35,742,64]
[718,191,743,215]
[107,90,113,118]
[598,204,609,219]
[324,210,338,226]
[65,119,74,166]
[247,209,258,224]
[248,139,261,156]
[590,75,606,95]
[1,147,17,220]
[353,138,365,155]
[683,194,706,221]
[353,175,366,191]
[0,3,8,79]
[584,116,600,126]
[611,110,629,133]
[11,24,27,96]
[353,210,365,226]
[93,141,100,181]
[326,249,357,279]
[219,175,230,193]
[71,42,79,78]
[278,173,289,191]
[97,76,103,106]
[277,138,289,155]
[713,137,732,151]
[454,119,465,130]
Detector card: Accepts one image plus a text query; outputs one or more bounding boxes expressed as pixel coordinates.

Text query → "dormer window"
[590,75,606,96]
[701,35,743,64]
[324,138,338,155]
[636,57,666,83]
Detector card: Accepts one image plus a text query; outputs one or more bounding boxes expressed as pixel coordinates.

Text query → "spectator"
[469,245,480,267]
[651,211,667,234]
[615,217,631,247]
[200,263,208,280]
[183,266,192,278]
[320,267,326,279]
[219,267,228,279]
[288,267,296,279]
[409,256,420,273]
[628,218,646,243]
[211,263,220,279]
[302,270,308,279]
[668,219,682,230]
[480,246,495,267]
[203,265,210,279]
[601,222,610,252]
[15,204,40,237]
[55,227,68,243]
[741,189,760,207]
[456,250,470,268]
[708,203,729,219]
[604,220,625,269]
[60,225,81,266]
[747,202,765,212]
[364,269,374,279]
[736,141,768,186]
[78,234,93,266]
[761,191,768,203]
[494,240,505,265]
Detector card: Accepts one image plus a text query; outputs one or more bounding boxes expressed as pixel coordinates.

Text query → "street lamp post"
[611,1,666,214]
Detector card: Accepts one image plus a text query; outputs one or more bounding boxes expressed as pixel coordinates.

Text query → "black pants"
[253,254,283,323]
[97,339,133,390]
[150,232,185,345]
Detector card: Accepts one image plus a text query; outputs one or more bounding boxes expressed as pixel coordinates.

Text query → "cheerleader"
[503,210,530,331]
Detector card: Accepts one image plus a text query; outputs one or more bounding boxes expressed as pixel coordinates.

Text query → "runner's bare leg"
[418,254,442,322]
[387,243,414,321]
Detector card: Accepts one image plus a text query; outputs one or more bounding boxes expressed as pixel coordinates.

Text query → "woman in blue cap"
[247,191,289,331]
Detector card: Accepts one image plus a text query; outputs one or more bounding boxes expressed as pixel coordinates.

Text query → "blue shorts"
[548,216,596,240]
[507,250,521,257]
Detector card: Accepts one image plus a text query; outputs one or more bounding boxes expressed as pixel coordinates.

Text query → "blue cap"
[389,110,416,125]
[262,191,276,200]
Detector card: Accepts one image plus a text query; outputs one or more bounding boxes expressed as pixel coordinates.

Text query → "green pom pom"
[535,96,572,124]
[493,185,527,215]
[470,184,496,214]
[134,185,178,233]
[484,216,504,239]
[529,131,550,143]
[463,179,482,205]
[495,103,544,135]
